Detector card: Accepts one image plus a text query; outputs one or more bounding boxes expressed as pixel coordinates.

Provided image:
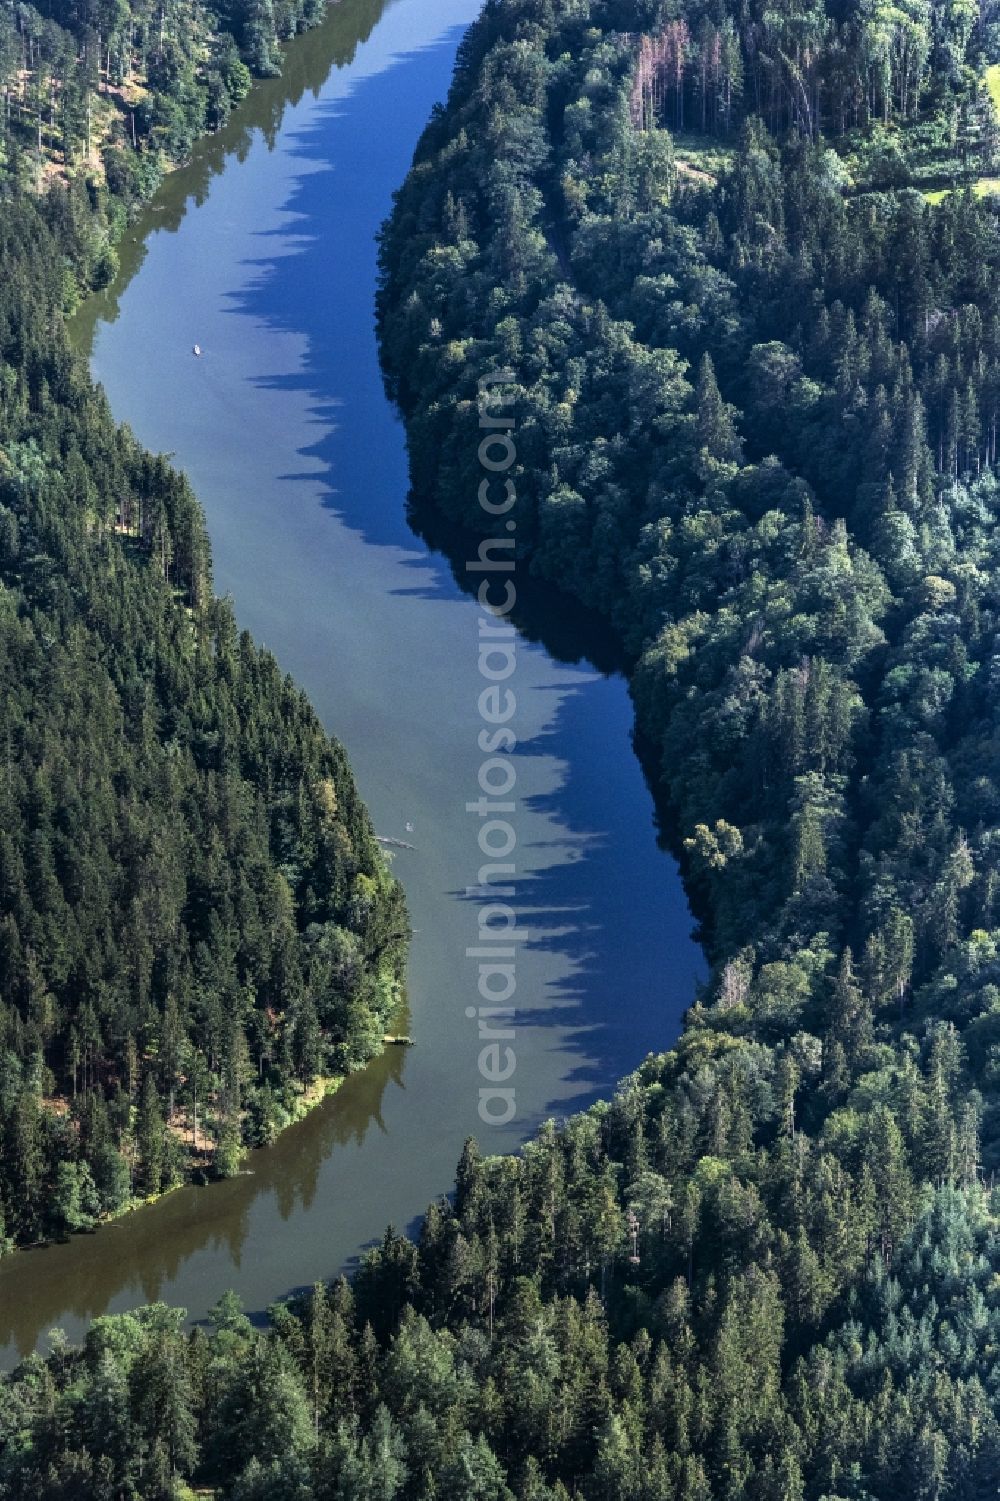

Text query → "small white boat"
[405,821,414,832]
[192,344,202,357]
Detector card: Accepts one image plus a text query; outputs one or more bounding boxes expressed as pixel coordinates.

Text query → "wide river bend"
[0,0,702,1366]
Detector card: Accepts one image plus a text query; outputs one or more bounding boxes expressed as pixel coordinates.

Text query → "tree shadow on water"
[225,38,706,1126]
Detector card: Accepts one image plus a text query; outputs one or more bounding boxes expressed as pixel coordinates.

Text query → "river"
[0,0,702,1367]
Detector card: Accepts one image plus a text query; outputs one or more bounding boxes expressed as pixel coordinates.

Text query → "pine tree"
[695,353,743,468]
[136,1071,166,1195]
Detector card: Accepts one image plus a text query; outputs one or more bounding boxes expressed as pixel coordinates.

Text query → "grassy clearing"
[923,176,1000,205]
[671,130,736,184]
[986,63,1000,117]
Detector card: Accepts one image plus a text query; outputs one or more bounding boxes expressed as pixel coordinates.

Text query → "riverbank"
[0,0,411,1269]
[24,1069,353,1251]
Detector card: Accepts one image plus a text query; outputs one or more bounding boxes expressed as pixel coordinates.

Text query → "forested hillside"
[8,0,1000,1497]
[0,62,406,1242]
[378,0,1000,1136]
[0,0,329,209]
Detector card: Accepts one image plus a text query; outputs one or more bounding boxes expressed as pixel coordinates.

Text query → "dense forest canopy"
[0,0,329,212]
[8,0,1000,1497]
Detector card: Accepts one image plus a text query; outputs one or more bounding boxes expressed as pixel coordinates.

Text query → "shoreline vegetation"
[0,0,409,1261]
[0,0,347,214]
[19,1069,348,1250]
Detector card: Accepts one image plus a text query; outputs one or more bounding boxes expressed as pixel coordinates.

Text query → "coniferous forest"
[7,0,1000,1497]
[0,0,328,198]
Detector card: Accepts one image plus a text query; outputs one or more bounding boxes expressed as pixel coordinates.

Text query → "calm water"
[0,0,702,1365]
